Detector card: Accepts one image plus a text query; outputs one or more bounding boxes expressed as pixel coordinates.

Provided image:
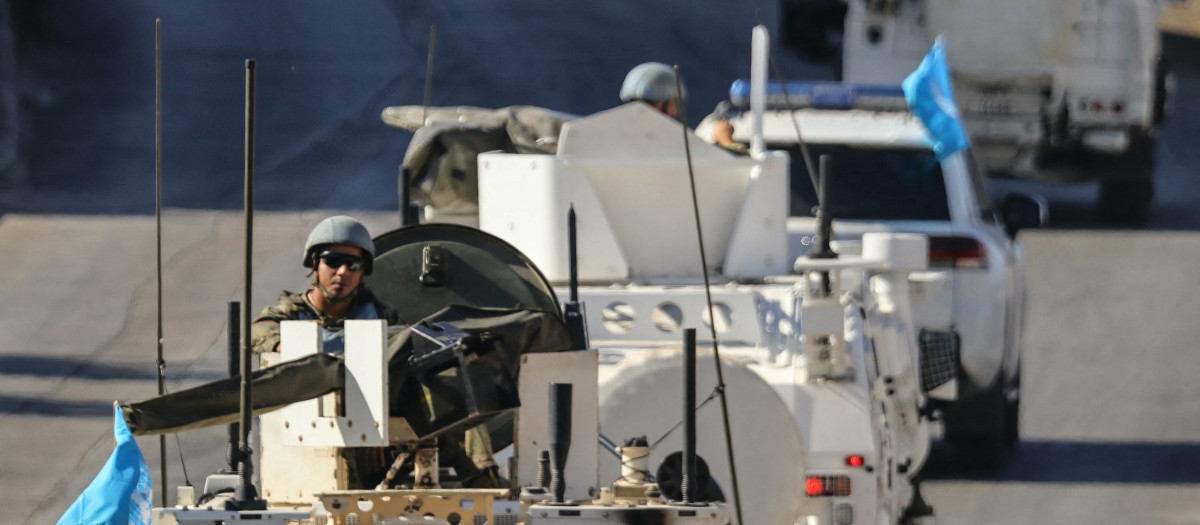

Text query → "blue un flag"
[902,39,970,160]
[57,405,153,525]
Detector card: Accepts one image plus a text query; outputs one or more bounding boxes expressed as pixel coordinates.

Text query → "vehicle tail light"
[805,474,852,497]
[805,477,824,496]
[928,236,988,269]
[1079,98,1125,115]
[845,455,865,467]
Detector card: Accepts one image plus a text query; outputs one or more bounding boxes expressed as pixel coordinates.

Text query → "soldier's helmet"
[619,62,686,104]
[303,215,376,275]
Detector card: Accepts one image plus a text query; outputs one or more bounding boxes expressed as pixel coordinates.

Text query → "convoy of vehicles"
[143,97,950,524]
[77,10,1071,523]
[130,25,987,525]
[839,0,1175,224]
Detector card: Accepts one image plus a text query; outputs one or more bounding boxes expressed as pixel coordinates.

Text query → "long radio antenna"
[673,65,744,525]
[401,24,438,227]
[232,58,264,509]
[153,18,168,506]
[421,24,437,125]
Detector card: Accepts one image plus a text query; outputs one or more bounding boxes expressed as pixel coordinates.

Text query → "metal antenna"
[809,155,837,260]
[224,301,241,474]
[563,205,588,350]
[232,58,264,509]
[422,24,437,125]
[153,18,168,505]
[548,383,573,504]
[401,24,438,227]
[672,65,744,525]
[682,328,697,504]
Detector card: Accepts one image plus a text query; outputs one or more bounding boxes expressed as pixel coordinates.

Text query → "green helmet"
[619,62,686,103]
[303,215,376,274]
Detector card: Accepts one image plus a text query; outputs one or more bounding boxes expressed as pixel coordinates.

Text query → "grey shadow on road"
[0,354,226,381]
[0,394,117,417]
[924,439,1200,484]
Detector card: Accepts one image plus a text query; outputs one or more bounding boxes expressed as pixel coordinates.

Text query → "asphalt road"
[2,3,1200,524]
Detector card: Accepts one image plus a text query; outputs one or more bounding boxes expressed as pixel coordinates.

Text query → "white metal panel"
[861,233,929,271]
[478,152,627,283]
[516,351,600,502]
[481,104,790,283]
[926,0,1076,67]
[576,286,767,347]
[722,157,790,278]
[278,320,389,447]
[155,508,310,524]
[257,351,343,505]
[558,103,784,281]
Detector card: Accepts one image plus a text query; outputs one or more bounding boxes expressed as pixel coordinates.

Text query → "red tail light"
[805,477,825,496]
[805,474,852,497]
[928,236,988,269]
[845,455,865,467]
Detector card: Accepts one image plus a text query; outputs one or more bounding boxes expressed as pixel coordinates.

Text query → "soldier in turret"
[620,61,684,118]
[619,62,748,154]
[251,215,403,355]
[251,214,502,489]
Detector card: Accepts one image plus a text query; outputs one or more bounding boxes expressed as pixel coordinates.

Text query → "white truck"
[841,0,1177,224]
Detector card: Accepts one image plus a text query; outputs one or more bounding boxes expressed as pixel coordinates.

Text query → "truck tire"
[1098,177,1154,225]
[941,386,1008,472]
[1003,395,1020,448]
[1096,136,1156,226]
[1154,55,1169,126]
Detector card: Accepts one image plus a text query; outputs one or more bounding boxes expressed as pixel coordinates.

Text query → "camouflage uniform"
[251,286,401,354]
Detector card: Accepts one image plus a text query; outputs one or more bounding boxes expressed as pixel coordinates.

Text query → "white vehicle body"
[841,0,1174,222]
[155,103,942,525]
[476,102,937,524]
[694,86,1036,460]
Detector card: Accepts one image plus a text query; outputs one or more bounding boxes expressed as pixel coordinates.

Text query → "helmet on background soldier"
[619,62,687,104]
[302,215,376,275]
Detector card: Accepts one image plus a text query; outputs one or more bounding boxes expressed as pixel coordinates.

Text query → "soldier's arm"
[251,307,287,354]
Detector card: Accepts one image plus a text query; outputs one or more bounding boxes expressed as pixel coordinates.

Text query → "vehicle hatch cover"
[366,223,562,324]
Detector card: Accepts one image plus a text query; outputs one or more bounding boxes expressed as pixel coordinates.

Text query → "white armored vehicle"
[695,81,1046,467]
[841,0,1177,223]
[472,99,939,524]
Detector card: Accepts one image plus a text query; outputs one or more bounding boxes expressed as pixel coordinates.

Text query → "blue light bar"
[728,80,907,111]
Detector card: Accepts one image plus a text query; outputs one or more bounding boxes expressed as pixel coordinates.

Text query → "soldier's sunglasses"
[318,251,365,271]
